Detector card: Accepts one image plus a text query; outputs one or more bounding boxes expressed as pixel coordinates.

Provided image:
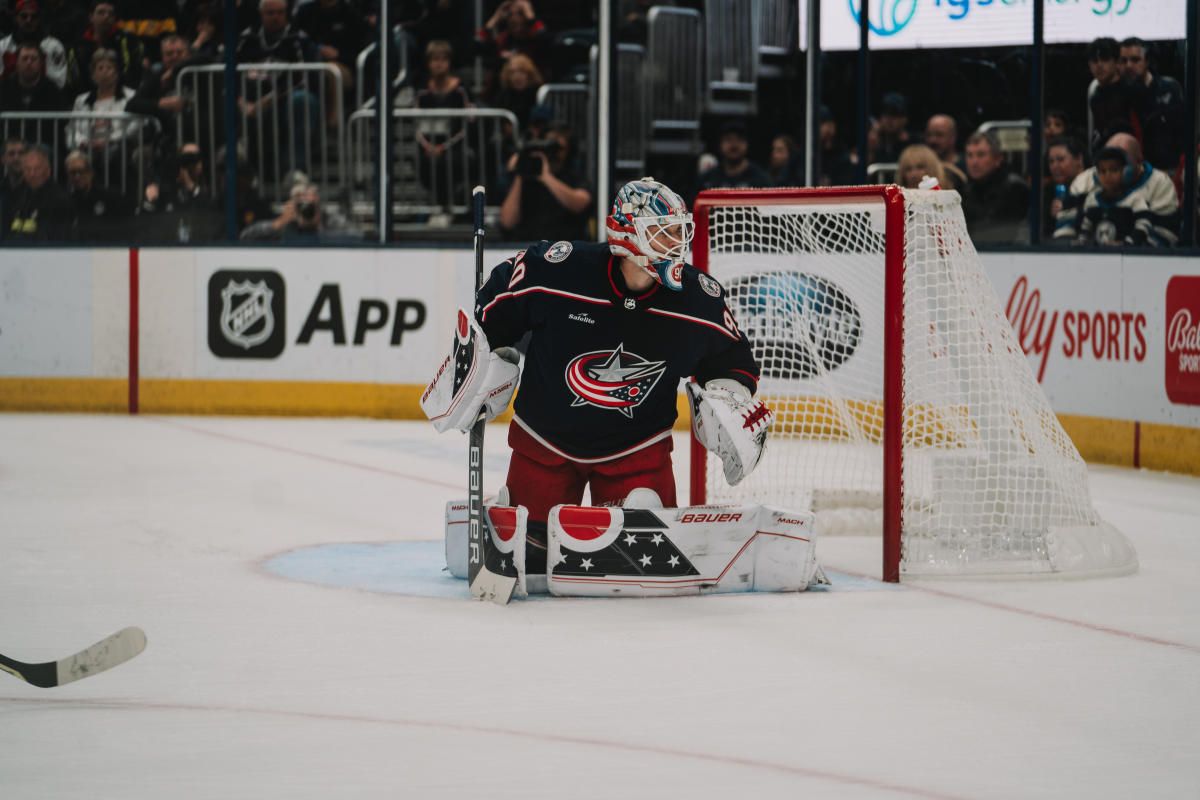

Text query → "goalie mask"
[607,178,695,292]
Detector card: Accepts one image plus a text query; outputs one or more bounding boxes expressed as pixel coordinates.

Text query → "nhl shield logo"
[564,343,666,417]
[220,279,275,349]
[207,269,286,359]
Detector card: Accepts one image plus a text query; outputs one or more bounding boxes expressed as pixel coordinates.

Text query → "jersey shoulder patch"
[696,272,722,298]
[544,240,574,263]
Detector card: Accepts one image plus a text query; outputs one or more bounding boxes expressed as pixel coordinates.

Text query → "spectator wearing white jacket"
[67,49,140,155]
[1056,132,1179,247]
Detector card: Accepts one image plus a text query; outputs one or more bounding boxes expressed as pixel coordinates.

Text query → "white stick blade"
[55,627,147,686]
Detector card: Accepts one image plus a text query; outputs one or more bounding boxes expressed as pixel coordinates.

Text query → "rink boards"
[0,246,1198,474]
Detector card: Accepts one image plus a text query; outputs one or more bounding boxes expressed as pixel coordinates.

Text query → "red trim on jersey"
[512,415,673,464]
[479,286,612,321]
[645,307,739,340]
[606,256,661,303]
[730,368,759,386]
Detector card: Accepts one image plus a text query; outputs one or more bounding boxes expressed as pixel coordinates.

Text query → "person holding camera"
[240,179,359,243]
[141,142,220,242]
[499,123,591,242]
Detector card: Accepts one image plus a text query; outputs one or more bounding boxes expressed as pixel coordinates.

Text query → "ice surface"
[1,413,1197,799]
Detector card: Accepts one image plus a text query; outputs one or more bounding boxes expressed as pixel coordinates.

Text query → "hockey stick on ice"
[467,185,517,605]
[0,627,146,688]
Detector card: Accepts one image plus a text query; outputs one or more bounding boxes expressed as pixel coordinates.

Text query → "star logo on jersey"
[564,344,666,417]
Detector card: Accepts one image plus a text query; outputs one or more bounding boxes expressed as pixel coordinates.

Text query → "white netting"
[699,188,1136,578]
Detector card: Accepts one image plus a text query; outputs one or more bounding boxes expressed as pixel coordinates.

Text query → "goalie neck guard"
[606,178,695,292]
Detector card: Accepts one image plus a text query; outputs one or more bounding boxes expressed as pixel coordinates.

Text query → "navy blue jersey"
[476,239,759,462]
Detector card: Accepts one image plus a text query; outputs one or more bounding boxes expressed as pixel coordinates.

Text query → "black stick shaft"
[467,187,487,589]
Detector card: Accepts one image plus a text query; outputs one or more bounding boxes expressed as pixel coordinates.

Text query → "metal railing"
[176,63,347,205]
[348,107,520,230]
[978,120,1032,174]
[867,162,897,184]
[705,0,758,115]
[758,0,795,78]
[646,6,704,156]
[355,27,409,111]
[1,111,161,196]
[616,44,647,173]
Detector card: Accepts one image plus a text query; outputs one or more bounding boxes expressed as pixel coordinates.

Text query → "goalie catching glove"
[421,309,520,433]
[687,379,773,486]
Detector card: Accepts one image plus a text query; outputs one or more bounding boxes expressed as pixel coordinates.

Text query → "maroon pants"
[505,429,678,524]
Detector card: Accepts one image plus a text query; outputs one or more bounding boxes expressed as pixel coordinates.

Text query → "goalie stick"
[0,626,146,688]
[467,185,518,605]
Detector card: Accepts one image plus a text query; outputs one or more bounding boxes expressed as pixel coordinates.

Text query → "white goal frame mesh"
[690,186,1137,581]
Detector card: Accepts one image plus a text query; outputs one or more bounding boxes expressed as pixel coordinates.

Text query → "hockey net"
[691,186,1136,580]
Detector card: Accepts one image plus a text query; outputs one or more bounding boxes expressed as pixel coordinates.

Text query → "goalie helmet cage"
[689,186,1137,582]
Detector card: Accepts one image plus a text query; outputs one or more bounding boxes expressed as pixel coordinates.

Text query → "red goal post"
[689,186,1136,583]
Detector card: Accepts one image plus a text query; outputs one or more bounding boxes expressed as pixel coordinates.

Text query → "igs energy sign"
[805,0,1187,51]
[1165,276,1200,406]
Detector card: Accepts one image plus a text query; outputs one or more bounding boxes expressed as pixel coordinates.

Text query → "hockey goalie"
[423,178,826,596]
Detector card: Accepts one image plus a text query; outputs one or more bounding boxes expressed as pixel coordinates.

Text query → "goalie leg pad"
[444,498,529,596]
[421,309,520,433]
[546,503,820,597]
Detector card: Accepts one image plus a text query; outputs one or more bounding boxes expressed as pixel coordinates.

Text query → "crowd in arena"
[699,35,1187,249]
[0,1,1193,250]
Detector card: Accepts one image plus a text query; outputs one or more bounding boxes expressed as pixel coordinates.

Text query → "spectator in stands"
[816,105,854,187]
[240,178,359,242]
[1072,147,1155,248]
[2,136,26,197]
[697,119,770,194]
[1086,37,1128,157]
[6,143,73,240]
[872,92,912,164]
[126,33,200,147]
[294,0,368,100]
[236,0,321,181]
[141,141,221,241]
[1045,136,1085,238]
[0,43,67,145]
[960,130,1029,244]
[922,114,966,191]
[1119,37,1185,178]
[478,0,548,73]
[499,121,590,241]
[112,0,179,64]
[896,144,946,190]
[0,0,68,88]
[36,0,88,50]
[618,0,653,44]
[415,39,473,204]
[68,1,145,91]
[64,147,129,240]
[492,52,542,130]
[1043,109,1069,143]
[768,134,801,187]
[67,48,140,173]
[0,136,27,233]
[1056,132,1178,248]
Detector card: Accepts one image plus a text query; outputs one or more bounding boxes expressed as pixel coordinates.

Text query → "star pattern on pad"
[553,510,700,579]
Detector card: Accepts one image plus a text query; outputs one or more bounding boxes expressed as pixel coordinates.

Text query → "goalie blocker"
[421,309,520,434]
[445,494,826,597]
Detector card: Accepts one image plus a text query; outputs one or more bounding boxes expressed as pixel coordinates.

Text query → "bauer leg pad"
[546,503,821,597]
[444,498,529,597]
